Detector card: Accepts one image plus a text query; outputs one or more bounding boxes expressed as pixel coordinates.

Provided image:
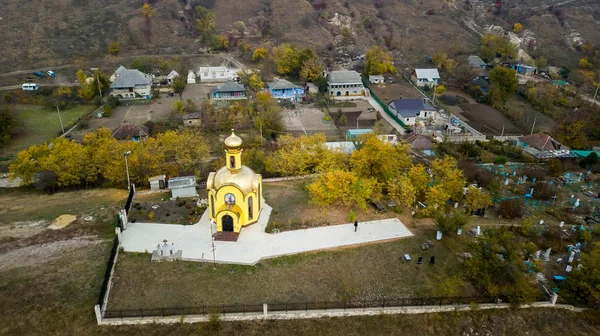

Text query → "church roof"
[224,129,243,149]
[209,165,260,195]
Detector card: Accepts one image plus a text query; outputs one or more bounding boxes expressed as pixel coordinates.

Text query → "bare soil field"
[458,104,522,136]
[370,81,424,103]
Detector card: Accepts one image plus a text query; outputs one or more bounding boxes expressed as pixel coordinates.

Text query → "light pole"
[356,114,360,129]
[124,151,131,190]
[56,106,65,134]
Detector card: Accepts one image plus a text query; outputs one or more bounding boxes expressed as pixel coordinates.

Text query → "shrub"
[148,211,155,220]
[532,182,556,201]
[494,156,507,164]
[348,210,356,223]
[498,199,525,219]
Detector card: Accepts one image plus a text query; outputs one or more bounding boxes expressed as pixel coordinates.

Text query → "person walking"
[354,220,358,232]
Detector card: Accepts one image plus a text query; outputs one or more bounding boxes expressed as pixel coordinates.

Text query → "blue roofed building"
[388,99,436,126]
[268,78,304,102]
[209,81,247,101]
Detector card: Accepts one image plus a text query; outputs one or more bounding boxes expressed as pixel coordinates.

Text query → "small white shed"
[168,176,197,198]
[148,175,167,190]
[187,70,196,84]
[369,75,384,84]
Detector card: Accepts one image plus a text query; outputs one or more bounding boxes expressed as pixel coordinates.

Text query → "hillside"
[0,0,598,70]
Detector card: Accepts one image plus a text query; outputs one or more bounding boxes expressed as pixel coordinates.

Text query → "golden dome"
[211,165,260,194]
[224,129,243,149]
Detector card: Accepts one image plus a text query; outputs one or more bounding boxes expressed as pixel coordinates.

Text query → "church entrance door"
[222,215,234,232]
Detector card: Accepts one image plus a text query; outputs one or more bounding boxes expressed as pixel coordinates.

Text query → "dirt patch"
[0,235,104,272]
[128,196,204,225]
[458,104,522,135]
[370,81,424,102]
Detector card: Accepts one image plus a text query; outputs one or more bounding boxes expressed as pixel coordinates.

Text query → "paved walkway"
[121,202,413,265]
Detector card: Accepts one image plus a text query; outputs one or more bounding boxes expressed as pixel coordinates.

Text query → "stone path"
[121,203,413,265]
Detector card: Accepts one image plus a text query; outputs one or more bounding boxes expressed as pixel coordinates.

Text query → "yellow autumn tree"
[350,135,411,183]
[252,47,267,62]
[387,175,416,208]
[141,3,155,19]
[513,23,523,34]
[407,164,430,197]
[423,185,450,216]
[364,46,397,75]
[465,186,492,212]
[300,57,325,83]
[307,170,380,209]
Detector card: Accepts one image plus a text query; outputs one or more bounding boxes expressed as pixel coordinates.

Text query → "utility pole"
[56,106,65,134]
[530,118,537,135]
[501,125,505,137]
[594,84,599,101]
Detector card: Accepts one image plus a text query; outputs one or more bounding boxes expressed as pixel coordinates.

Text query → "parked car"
[47,70,56,78]
[33,71,45,78]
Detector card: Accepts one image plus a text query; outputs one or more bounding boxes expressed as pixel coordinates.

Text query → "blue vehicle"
[47,71,56,78]
[33,71,45,78]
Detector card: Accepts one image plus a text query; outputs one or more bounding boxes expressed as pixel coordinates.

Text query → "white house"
[327,70,367,97]
[109,68,153,99]
[369,75,384,84]
[388,99,436,126]
[148,175,167,190]
[410,68,440,87]
[168,176,197,198]
[187,70,196,84]
[166,70,179,84]
[197,66,238,82]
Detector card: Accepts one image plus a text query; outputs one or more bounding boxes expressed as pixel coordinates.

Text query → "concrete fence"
[95,294,578,326]
[263,174,318,183]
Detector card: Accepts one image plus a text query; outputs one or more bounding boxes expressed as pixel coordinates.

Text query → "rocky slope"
[0,0,598,70]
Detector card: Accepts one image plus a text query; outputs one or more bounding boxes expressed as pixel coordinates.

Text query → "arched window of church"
[210,194,215,217]
[230,156,235,168]
[248,196,253,220]
[225,193,235,205]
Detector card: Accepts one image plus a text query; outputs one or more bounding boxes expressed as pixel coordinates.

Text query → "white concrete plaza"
[121,202,413,265]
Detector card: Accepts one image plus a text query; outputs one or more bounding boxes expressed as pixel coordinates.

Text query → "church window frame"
[210,194,215,217]
[248,196,253,220]
[230,155,236,169]
[225,193,235,205]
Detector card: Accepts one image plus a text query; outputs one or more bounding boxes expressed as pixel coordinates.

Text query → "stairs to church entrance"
[213,232,240,242]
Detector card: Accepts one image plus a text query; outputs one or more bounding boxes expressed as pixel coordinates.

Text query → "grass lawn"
[263,180,406,231]
[0,188,127,225]
[107,228,474,310]
[1,104,95,156]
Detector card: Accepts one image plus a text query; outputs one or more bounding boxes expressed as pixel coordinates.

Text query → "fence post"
[140,308,143,318]
[325,302,328,311]
[94,304,102,324]
[263,303,268,317]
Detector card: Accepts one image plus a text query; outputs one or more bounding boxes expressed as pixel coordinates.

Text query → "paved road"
[0,82,80,91]
[122,202,413,265]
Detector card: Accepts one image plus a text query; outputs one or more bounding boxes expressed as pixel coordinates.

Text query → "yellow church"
[207,130,262,240]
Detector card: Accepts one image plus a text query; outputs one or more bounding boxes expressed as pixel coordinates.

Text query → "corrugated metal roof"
[328,70,362,84]
[468,56,487,68]
[268,78,301,90]
[212,81,245,93]
[414,68,440,81]
[110,69,152,88]
[112,124,149,140]
[168,176,197,189]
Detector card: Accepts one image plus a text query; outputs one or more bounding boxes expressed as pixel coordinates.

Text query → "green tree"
[479,34,518,62]
[465,229,539,306]
[489,66,518,104]
[195,6,216,39]
[76,70,95,100]
[364,46,397,75]
[568,242,600,307]
[233,21,246,37]
[171,73,186,94]
[0,106,18,150]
